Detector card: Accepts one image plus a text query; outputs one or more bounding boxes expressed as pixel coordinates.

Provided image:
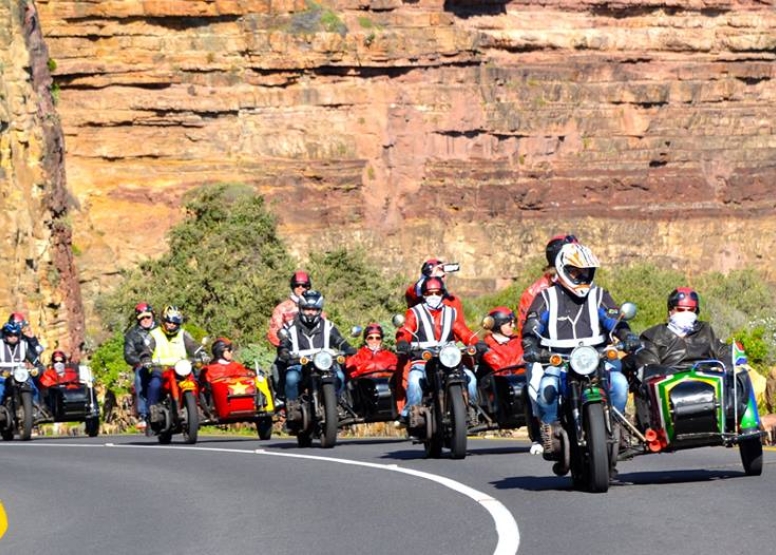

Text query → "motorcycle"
[199,363,277,440]
[0,363,39,441]
[147,359,199,445]
[282,342,344,449]
[401,334,475,459]
[533,302,638,492]
[615,346,764,476]
[35,363,100,437]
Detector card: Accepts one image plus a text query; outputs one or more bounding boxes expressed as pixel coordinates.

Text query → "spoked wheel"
[319,383,338,449]
[448,384,468,460]
[584,403,610,493]
[18,391,33,441]
[182,391,199,445]
[739,436,763,476]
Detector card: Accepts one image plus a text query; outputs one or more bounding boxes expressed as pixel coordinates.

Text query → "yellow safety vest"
[150,327,187,366]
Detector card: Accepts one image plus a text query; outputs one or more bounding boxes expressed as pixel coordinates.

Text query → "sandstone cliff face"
[20,0,776,331]
[0,0,84,356]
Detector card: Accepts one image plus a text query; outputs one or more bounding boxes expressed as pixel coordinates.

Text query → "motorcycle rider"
[277,290,356,402]
[395,276,482,426]
[267,270,316,403]
[8,312,44,356]
[516,234,578,455]
[629,287,737,380]
[481,307,524,373]
[38,350,79,415]
[0,321,44,402]
[404,258,465,317]
[201,337,255,383]
[142,305,208,427]
[345,323,398,379]
[522,242,640,454]
[123,302,156,431]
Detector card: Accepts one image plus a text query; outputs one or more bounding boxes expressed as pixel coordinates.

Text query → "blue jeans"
[536,362,627,424]
[0,377,40,403]
[285,364,345,401]
[135,369,148,418]
[143,367,165,407]
[402,362,478,417]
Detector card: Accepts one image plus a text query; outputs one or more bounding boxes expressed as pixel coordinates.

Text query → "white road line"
[9,442,521,554]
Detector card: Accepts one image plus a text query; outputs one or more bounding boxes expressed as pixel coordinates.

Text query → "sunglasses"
[223,346,233,351]
[139,315,153,321]
[673,306,695,312]
[53,360,65,364]
[365,335,382,340]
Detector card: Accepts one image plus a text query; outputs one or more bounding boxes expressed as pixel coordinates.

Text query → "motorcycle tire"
[257,417,273,440]
[425,401,444,459]
[739,437,763,476]
[319,383,338,449]
[584,403,610,493]
[1,426,12,441]
[448,384,467,460]
[182,391,199,445]
[85,417,100,437]
[297,430,313,448]
[19,391,33,441]
[158,431,173,444]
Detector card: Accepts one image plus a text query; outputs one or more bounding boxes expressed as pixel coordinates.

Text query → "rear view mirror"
[619,302,637,321]
[392,314,405,327]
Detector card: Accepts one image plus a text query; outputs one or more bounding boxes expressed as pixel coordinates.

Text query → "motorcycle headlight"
[313,351,333,371]
[569,346,599,376]
[439,344,462,368]
[13,366,30,383]
[174,359,193,378]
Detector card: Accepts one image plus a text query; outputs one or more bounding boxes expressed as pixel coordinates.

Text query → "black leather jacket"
[635,321,732,369]
[123,323,156,368]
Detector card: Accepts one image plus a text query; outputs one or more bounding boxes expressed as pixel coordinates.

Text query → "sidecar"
[37,365,100,437]
[199,368,276,440]
[625,359,764,475]
[469,365,529,434]
[338,371,398,427]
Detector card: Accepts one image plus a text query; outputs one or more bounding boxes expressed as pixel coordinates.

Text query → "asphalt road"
[1,434,774,555]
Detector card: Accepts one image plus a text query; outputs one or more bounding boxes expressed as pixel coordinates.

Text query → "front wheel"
[584,403,610,493]
[182,391,199,444]
[85,417,100,437]
[739,437,763,476]
[448,384,467,460]
[18,391,33,441]
[319,383,338,449]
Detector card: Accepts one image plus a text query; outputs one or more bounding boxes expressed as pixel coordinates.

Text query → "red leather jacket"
[482,333,524,374]
[345,346,398,379]
[39,365,80,388]
[201,360,254,383]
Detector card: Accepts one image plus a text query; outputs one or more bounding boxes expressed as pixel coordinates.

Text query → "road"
[1,434,774,554]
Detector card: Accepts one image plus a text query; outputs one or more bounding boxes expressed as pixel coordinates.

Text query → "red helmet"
[52,350,67,364]
[134,302,154,320]
[487,306,516,330]
[420,276,445,296]
[8,312,27,325]
[667,287,700,314]
[290,270,312,290]
[363,323,384,340]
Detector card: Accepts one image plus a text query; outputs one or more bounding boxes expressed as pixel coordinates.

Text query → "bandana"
[668,311,698,337]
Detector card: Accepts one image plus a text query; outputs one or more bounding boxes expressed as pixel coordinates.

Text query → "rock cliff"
[3,0,776,343]
[0,0,84,356]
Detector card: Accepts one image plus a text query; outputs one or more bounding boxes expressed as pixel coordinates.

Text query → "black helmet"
[298,290,324,327]
[484,307,515,331]
[667,287,700,315]
[211,337,233,360]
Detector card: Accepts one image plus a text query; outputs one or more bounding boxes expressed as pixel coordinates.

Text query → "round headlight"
[13,366,30,383]
[569,346,599,376]
[314,351,333,371]
[174,359,193,377]
[439,344,462,368]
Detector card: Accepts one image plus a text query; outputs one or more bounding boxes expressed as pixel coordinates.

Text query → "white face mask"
[668,311,697,335]
[54,362,66,375]
[424,294,443,309]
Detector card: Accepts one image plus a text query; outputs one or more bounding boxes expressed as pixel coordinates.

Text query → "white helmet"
[555,243,600,298]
